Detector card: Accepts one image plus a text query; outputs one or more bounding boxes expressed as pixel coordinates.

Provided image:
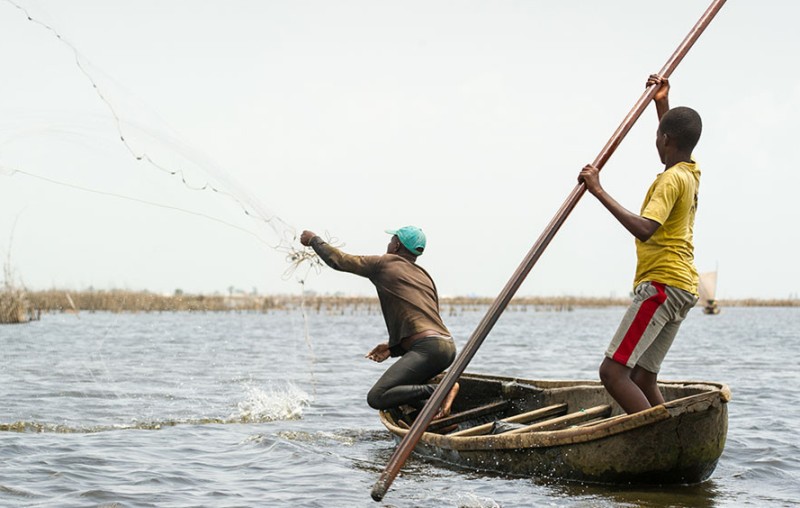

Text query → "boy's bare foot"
[433,382,459,420]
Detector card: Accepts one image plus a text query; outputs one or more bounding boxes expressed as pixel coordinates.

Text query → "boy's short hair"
[659,106,702,152]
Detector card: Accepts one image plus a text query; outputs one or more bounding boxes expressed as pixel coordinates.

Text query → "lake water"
[1,305,798,507]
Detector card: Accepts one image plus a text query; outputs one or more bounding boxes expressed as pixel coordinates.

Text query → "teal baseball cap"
[385,226,426,256]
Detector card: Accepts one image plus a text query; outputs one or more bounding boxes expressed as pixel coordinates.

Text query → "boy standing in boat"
[299,226,459,419]
[578,75,701,414]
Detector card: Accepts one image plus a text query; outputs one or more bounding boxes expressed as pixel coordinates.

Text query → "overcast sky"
[1,1,797,299]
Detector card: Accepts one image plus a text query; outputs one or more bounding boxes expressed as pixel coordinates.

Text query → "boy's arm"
[646,74,670,121]
[578,165,660,242]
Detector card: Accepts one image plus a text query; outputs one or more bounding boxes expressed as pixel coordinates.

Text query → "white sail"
[697,271,718,307]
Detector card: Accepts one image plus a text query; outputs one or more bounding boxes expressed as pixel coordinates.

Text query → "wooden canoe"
[379,372,731,485]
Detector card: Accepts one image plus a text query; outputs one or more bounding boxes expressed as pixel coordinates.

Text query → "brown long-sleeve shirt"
[309,237,450,356]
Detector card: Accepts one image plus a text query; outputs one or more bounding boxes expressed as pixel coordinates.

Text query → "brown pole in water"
[371,0,727,501]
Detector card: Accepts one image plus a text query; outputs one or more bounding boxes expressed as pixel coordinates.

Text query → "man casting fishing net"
[300,226,460,421]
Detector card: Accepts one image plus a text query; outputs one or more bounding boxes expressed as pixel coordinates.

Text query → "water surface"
[1,306,798,507]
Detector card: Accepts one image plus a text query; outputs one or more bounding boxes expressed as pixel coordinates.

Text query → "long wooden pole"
[371,0,727,501]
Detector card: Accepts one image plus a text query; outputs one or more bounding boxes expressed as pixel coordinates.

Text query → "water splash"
[456,493,502,508]
[0,382,311,434]
[230,381,311,423]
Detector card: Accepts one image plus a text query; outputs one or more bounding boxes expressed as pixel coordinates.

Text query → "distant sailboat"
[697,271,720,315]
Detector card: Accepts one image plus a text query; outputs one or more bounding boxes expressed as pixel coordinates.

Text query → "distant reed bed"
[24,290,630,315]
[720,298,800,308]
[15,290,800,318]
[27,290,283,313]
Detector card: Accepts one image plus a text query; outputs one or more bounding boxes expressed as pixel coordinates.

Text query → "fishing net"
[0,0,326,283]
[0,1,326,399]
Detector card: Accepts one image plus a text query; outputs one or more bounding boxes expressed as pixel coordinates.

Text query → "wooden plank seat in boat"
[426,400,511,432]
[449,403,568,437]
[389,400,512,432]
[576,411,629,428]
[505,404,612,434]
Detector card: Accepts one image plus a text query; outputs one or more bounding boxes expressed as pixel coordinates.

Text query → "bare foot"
[433,382,460,420]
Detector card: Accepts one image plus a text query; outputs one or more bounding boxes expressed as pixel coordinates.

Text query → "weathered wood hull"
[379,373,730,485]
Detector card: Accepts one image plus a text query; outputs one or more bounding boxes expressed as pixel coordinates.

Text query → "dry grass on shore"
[24,290,628,315]
[0,287,35,324]
[18,289,800,317]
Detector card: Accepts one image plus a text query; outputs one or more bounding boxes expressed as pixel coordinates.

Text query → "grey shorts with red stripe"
[605,281,698,373]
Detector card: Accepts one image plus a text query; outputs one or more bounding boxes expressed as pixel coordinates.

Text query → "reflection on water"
[551,480,724,508]
[1,308,798,507]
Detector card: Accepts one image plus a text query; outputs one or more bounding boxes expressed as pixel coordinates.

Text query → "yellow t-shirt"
[634,160,700,296]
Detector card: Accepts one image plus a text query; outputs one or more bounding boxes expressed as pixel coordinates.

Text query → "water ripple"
[1,309,798,507]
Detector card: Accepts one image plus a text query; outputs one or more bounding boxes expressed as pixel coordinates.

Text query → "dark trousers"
[366,336,456,410]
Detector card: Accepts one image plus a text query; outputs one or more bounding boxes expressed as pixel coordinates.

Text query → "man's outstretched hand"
[300,230,317,246]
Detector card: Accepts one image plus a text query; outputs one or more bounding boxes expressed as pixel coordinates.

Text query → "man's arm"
[578,165,660,242]
[647,74,670,121]
[299,230,378,277]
